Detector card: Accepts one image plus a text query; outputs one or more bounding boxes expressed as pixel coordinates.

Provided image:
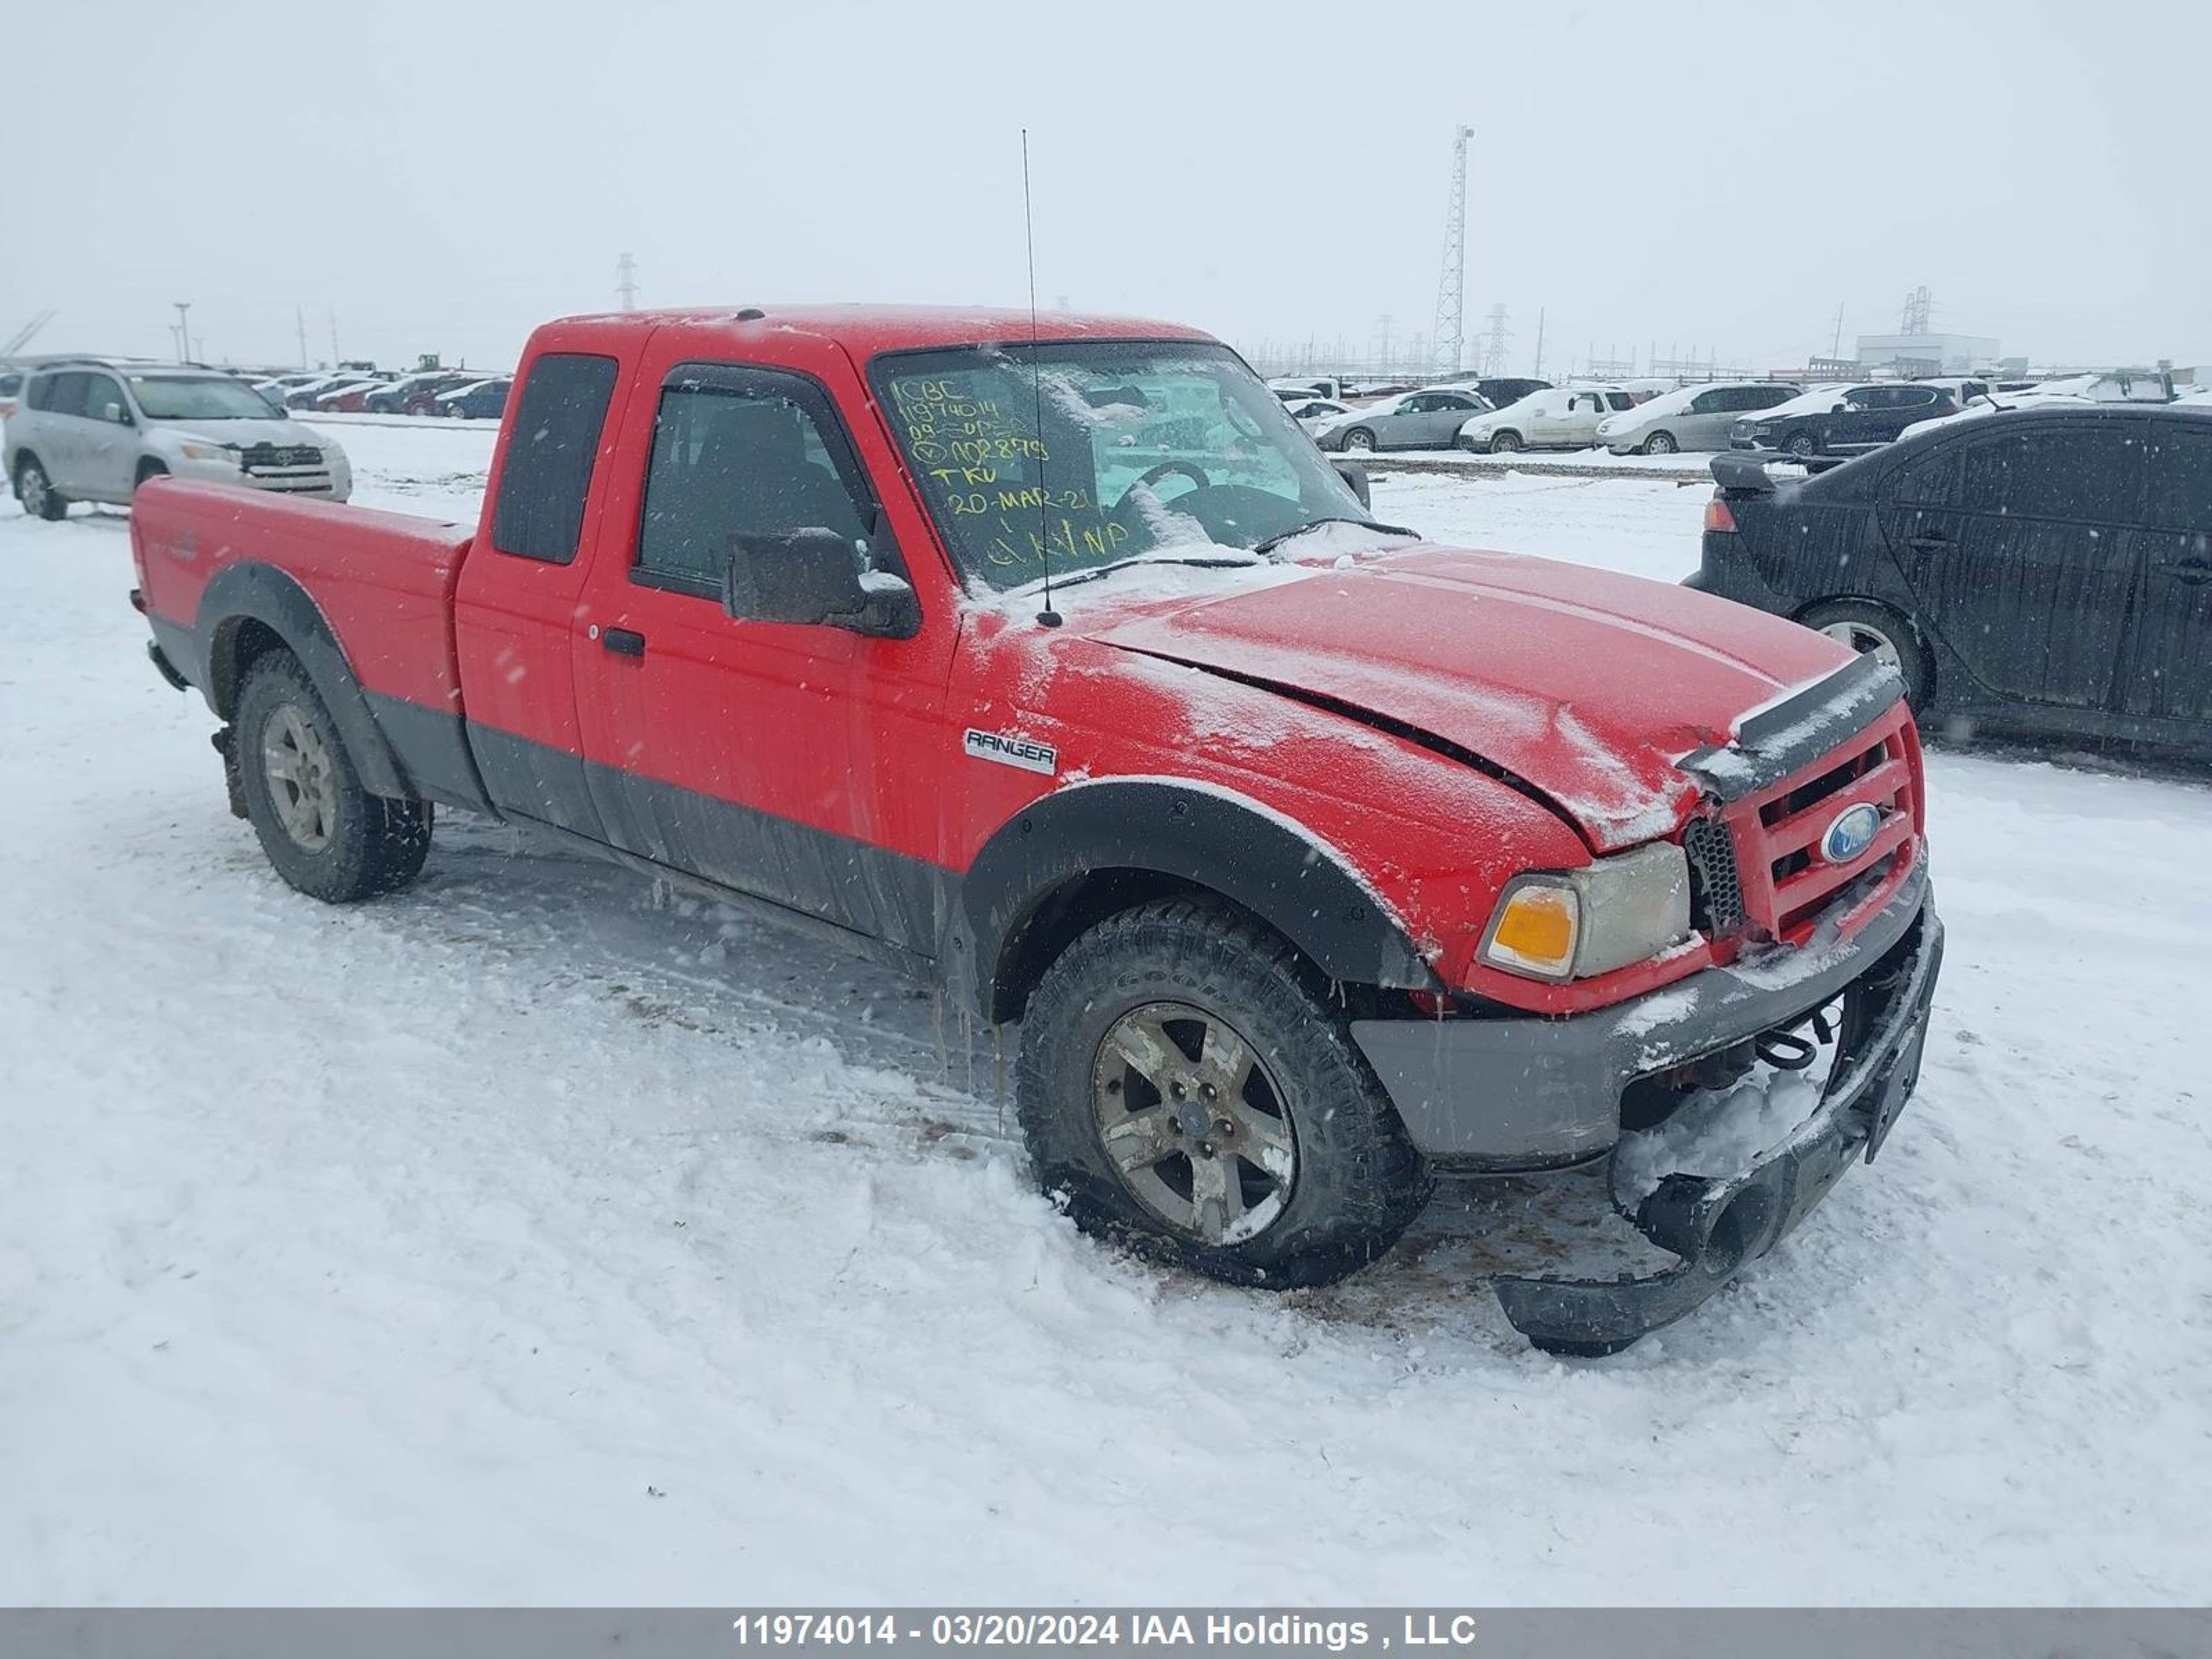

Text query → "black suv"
[1731,384,1956,458]
[1691,405,2212,756]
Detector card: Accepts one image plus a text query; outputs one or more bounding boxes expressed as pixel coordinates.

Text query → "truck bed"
[132,479,476,719]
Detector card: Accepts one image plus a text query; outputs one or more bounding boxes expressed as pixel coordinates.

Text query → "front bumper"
[1352,856,1931,1167]
[1494,901,1942,1353]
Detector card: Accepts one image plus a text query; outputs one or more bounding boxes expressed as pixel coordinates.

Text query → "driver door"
[570,353,957,950]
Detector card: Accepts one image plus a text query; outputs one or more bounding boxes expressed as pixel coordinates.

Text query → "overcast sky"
[6,0,2205,377]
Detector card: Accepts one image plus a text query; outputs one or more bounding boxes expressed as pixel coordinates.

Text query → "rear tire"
[235,653,432,902]
[1799,599,1931,711]
[1016,898,1432,1290]
[16,456,67,520]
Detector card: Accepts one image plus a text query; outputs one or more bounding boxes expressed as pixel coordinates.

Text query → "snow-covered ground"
[3,426,2209,1604]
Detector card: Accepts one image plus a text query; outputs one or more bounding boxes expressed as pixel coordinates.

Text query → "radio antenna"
[1022,129,1061,628]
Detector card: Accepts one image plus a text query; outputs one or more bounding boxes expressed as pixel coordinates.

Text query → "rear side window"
[2144,424,2212,532]
[489,353,619,565]
[42,373,92,418]
[1743,385,1794,411]
[1962,427,2144,522]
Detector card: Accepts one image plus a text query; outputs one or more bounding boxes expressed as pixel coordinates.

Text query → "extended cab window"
[634,372,873,596]
[489,353,618,565]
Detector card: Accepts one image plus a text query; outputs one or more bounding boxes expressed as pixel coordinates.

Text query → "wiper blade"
[1249,516,1417,559]
[1026,552,1262,595]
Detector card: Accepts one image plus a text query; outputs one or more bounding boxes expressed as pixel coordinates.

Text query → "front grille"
[1683,814,1745,936]
[239,442,322,471]
[1718,702,1921,945]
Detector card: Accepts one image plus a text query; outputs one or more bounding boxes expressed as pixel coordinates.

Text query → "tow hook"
[212,725,247,819]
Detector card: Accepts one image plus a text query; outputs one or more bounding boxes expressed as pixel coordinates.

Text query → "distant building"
[1855,332,2003,375]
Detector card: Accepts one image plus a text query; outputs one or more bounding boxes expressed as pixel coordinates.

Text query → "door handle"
[1906,532,1949,554]
[2169,560,2212,585]
[602,627,647,657]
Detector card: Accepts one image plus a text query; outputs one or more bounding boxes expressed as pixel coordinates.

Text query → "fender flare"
[952,777,1438,1022]
[191,561,413,800]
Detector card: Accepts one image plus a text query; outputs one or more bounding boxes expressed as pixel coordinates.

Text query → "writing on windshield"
[874,341,1362,593]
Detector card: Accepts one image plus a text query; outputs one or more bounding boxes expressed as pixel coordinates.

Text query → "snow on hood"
[1082,544,1854,850]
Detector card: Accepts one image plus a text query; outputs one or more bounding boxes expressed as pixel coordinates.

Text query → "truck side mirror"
[103,400,132,425]
[724,527,921,639]
[1331,460,1371,507]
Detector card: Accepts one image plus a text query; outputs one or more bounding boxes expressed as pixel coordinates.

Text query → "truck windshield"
[128,376,284,420]
[872,341,1371,592]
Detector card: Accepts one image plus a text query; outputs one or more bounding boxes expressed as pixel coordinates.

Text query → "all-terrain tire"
[1798,598,1933,711]
[1017,898,1433,1289]
[235,653,432,902]
[16,455,67,521]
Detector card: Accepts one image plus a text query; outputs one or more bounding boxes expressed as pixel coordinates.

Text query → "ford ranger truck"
[128,306,1943,1355]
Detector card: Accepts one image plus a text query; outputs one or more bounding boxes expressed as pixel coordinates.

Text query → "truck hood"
[1083,545,1855,851]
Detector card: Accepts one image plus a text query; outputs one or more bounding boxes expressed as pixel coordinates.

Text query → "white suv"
[5,361,351,519]
[1456,385,1635,454]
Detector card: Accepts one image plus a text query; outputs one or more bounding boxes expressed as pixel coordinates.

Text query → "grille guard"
[1679,653,1909,802]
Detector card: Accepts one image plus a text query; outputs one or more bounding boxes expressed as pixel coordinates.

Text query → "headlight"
[1479,842,1691,982]
[178,442,237,465]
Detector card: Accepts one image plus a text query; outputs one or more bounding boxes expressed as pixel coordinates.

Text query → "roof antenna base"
[1035,606,1063,628]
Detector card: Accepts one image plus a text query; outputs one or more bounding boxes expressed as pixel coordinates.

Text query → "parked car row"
[250,367,513,419]
[5,357,353,514]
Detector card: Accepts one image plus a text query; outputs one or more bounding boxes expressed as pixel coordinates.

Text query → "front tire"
[1488,429,1524,453]
[1786,431,1820,459]
[16,456,67,520]
[1017,899,1432,1289]
[1342,427,1376,453]
[1800,599,1931,711]
[1643,430,1678,455]
[236,653,432,902]
[135,460,169,491]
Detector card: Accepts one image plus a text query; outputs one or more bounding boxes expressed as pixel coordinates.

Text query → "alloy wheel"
[261,704,340,851]
[1090,1000,1297,1246]
[1819,619,1903,671]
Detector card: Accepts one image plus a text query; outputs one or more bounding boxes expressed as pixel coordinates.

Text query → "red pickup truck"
[130,305,1942,1353]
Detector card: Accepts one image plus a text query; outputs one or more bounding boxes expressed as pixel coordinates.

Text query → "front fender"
[953,776,1438,1022]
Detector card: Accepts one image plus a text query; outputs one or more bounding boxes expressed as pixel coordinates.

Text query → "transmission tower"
[1481,304,1510,375]
[1901,285,1931,334]
[617,252,639,312]
[1430,125,1474,375]
[1,310,56,356]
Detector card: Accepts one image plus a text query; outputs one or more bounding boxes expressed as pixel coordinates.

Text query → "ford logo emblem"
[1819,803,1883,865]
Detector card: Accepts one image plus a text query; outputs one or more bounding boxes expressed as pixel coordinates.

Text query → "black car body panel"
[1691,406,2212,755]
[1730,384,1958,456]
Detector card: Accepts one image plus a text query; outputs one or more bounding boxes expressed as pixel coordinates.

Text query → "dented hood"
[1085,545,1855,852]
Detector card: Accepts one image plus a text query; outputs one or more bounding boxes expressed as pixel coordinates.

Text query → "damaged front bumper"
[1492,901,1943,1355]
